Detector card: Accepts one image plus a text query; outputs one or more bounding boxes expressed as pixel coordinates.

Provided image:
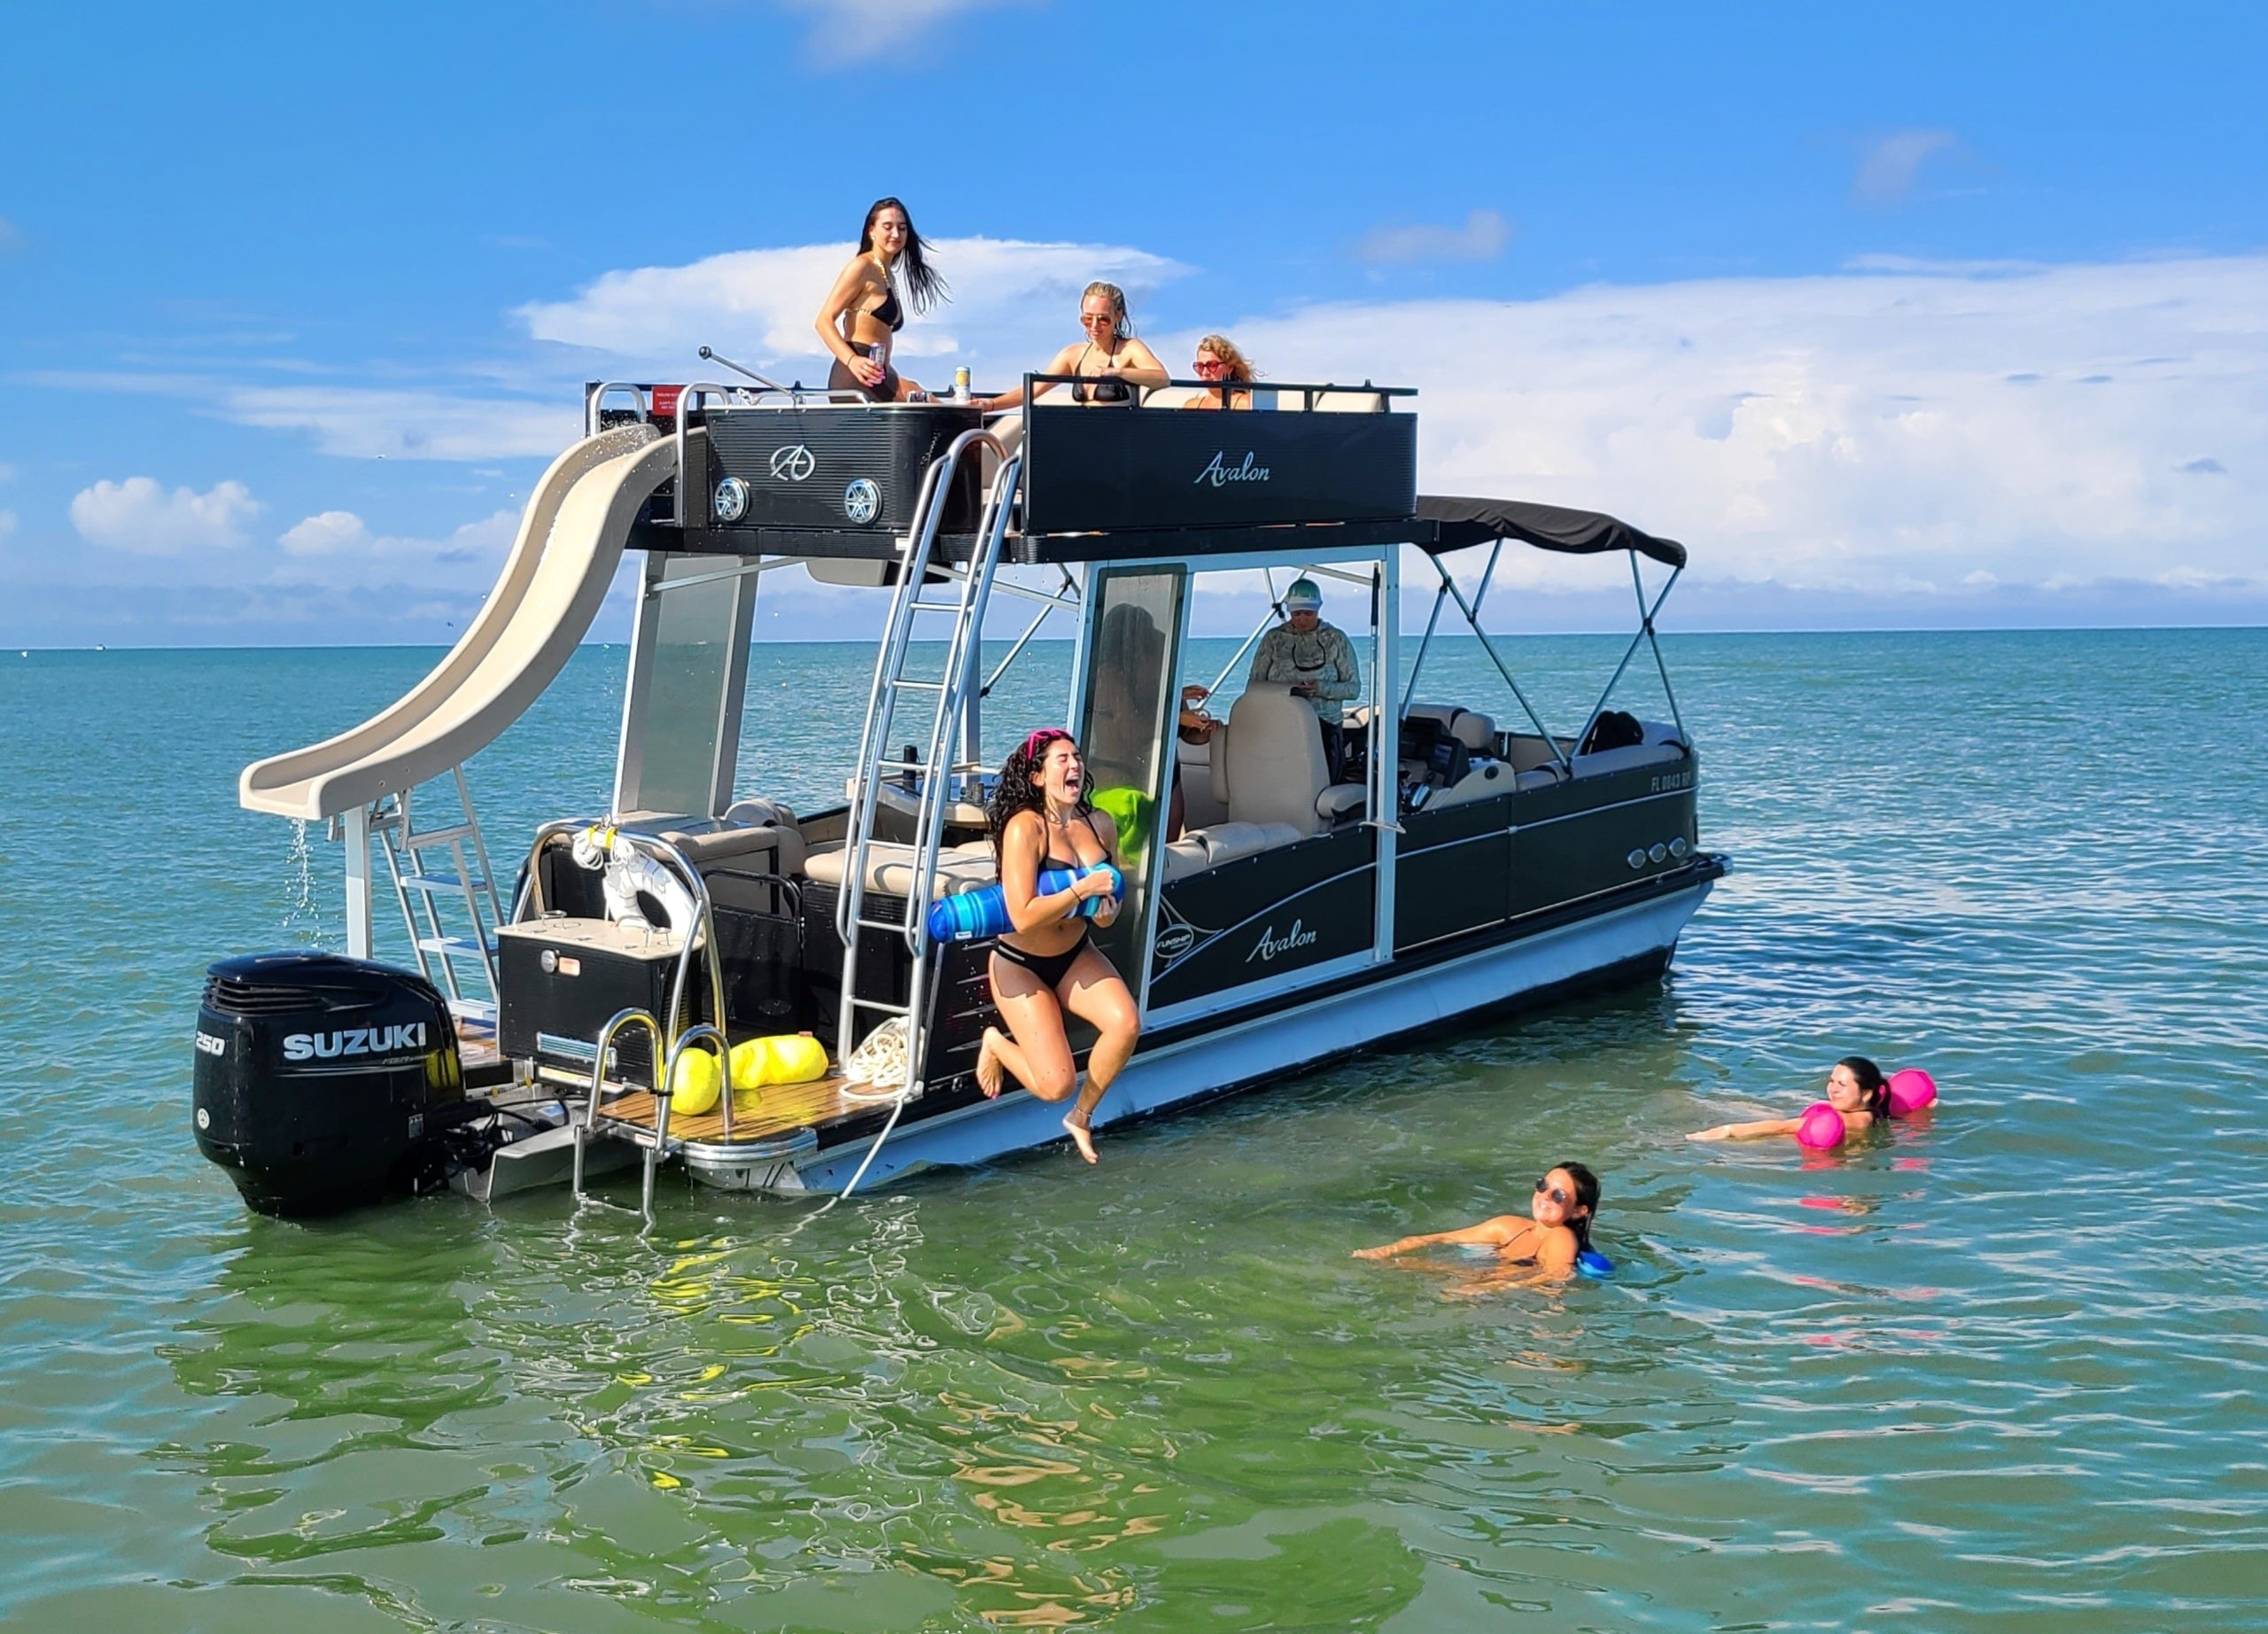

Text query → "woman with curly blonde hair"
[1182,334,1255,410]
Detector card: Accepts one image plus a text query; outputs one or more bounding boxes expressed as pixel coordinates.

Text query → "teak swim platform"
[192,366,1725,1218]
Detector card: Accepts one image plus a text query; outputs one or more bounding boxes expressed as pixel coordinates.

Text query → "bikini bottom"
[992,929,1091,992]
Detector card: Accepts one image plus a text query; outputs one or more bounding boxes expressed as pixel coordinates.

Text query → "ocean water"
[3,627,2264,1630]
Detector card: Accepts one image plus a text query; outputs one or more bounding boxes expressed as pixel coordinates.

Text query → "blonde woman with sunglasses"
[973,281,1168,412]
[1181,334,1255,409]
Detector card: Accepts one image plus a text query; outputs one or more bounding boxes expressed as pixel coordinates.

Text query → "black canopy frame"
[1403,494,1689,772]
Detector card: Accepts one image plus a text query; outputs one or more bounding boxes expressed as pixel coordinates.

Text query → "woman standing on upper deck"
[971,282,1169,411]
[973,729,1141,1165]
[814,197,948,402]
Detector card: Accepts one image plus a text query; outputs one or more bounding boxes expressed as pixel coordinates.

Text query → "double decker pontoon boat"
[191,369,1724,1218]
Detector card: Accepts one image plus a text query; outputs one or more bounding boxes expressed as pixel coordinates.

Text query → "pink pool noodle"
[1887,1068,1938,1116]
[1796,1101,1848,1150]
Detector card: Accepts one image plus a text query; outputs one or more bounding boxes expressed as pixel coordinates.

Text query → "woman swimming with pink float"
[1687,1055,1938,1150]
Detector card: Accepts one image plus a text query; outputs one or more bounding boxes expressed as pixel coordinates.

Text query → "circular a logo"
[768,444,817,482]
[843,479,882,525]
[1153,924,1196,961]
[195,1106,210,1131]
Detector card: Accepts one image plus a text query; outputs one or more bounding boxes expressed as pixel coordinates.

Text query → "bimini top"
[1418,494,1687,570]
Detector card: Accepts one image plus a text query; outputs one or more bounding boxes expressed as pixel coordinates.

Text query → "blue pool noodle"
[925,865,1122,943]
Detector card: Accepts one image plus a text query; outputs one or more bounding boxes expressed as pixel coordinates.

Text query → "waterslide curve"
[239,424,677,821]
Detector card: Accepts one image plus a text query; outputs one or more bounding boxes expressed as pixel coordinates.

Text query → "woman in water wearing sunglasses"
[1355,1163,1602,1281]
[973,728,1141,1164]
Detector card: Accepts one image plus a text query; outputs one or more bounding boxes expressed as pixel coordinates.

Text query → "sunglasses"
[1534,1177,1571,1206]
[1192,356,1227,373]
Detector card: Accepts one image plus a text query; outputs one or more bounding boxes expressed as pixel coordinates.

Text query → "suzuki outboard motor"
[193,952,470,1218]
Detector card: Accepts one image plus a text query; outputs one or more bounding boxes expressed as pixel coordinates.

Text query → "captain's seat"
[1179,681,1370,867]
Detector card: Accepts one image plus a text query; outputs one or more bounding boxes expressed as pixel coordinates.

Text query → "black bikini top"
[1042,812,1102,874]
[869,284,904,332]
[1073,341,1132,403]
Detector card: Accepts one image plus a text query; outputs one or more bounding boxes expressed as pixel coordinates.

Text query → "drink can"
[954,365,971,403]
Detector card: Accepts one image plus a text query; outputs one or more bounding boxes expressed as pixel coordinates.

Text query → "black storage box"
[497,918,711,1086]
[703,402,984,534]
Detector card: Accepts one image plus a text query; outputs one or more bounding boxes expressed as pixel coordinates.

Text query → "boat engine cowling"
[193,952,470,1218]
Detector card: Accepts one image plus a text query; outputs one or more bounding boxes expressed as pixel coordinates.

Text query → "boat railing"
[584,383,649,438]
[1017,373,1418,412]
[668,383,741,525]
[574,1006,657,1199]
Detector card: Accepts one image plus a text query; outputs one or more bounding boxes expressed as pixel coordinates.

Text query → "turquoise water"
[3,629,2264,1629]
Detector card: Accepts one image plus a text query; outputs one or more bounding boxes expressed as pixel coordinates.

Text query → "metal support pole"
[1636,557,1688,743]
[343,804,373,961]
[1574,563,1683,756]
[1430,556,1569,775]
[1371,551,1399,965]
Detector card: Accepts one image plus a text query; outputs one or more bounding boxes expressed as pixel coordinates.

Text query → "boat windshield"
[1076,567,1185,977]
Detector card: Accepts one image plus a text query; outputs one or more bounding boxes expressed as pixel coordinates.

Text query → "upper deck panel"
[617,378,1431,565]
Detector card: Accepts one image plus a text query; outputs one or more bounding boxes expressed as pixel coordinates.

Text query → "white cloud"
[274,507,520,587]
[1190,253,2268,600]
[774,0,1025,66]
[223,385,576,461]
[519,235,1186,377]
[279,510,371,556]
[70,477,260,554]
[1852,128,1962,205]
[1354,209,1513,267]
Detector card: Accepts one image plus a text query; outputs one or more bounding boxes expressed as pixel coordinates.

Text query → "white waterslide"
[241,424,679,821]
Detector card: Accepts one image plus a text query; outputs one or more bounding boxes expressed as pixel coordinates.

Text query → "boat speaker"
[191,952,472,1218]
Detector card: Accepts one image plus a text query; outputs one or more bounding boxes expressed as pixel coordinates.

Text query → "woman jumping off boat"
[813,196,948,402]
[974,729,1141,1164]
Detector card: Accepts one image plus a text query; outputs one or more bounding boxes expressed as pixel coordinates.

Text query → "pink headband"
[1021,728,1070,763]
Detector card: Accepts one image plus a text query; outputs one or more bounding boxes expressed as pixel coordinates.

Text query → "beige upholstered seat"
[801,841,996,899]
[656,823,807,876]
[1210,682,1332,838]
[1161,821,1305,883]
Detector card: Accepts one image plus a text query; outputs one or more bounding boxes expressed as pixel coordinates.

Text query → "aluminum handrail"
[834,428,1005,952]
[575,1007,658,1199]
[833,431,1015,1107]
[650,1023,726,1219]
[902,447,1021,953]
[1018,371,1417,408]
[585,383,649,438]
[610,827,734,1135]
[670,382,737,525]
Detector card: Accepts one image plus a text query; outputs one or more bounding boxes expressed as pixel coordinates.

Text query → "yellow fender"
[667,1047,723,1116]
[728,1033,830,1094]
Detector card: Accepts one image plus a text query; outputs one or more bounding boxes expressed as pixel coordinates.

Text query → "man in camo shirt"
[1247,577,1361,779]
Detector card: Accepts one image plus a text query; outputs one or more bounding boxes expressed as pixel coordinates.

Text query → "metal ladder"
[370,766,506,1025]
[834,430,1021,1099]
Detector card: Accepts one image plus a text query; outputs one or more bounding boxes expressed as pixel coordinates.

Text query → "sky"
[3,0,2264,646]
